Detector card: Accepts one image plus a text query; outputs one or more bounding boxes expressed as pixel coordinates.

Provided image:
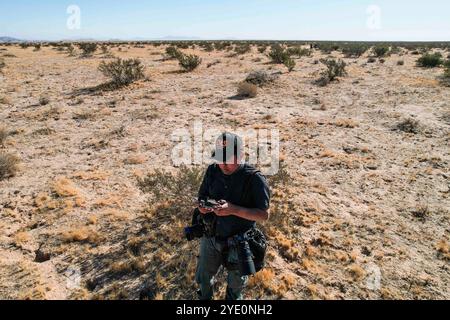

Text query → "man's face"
[217,156,241,175]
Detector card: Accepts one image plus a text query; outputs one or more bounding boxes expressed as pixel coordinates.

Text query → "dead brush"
[0,126,9,147]
[0,152,20,180]
[237,82,257,98]
[411,204,430,222]
[396,118,420,134]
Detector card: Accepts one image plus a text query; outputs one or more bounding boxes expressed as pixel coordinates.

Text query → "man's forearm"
[232,205,269,222]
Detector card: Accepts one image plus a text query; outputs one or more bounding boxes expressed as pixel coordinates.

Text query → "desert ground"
[0,42,449,300]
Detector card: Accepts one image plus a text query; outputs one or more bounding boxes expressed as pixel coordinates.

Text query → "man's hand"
[214,201,237,217]
[198,206,214,215]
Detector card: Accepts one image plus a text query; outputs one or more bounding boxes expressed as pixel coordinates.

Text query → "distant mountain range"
[0,36,23,43]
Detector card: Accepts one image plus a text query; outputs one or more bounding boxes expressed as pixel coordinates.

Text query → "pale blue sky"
[1,0,449,41]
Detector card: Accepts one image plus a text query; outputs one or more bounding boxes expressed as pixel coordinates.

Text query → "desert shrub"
[177,54,202,72]
[100,44,109,54]
[315,59,347,86]
[397,60,405,66]
[137,165,204,204]
[237,82,257,98]
[0,152,20,180]
[416,53,443,68]
[0,58,5,73]
[202,43,214,52]
[373,45,390,57]
[268,44,289,64]
[258,46,267,54]
[19,43,29,49]
[245,70,279,86]
[439,61,450,86]
[33,44,41,51]
[39,96,50,106]
[67,44,75,56]
[316,43,339,54]
[98,58,145,86]
[0,127,8,147]
[286,47,311,57]
[165,46,182,59]
[78,43,97,57]
[283,57,296,72]
[396,118,420,134]
[342,44,368,58]
[234,44,251,55]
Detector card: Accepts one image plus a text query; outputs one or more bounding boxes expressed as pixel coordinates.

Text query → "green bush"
[373,45,390,57]
[258,46,267,54]
[286,47,311,57]
[268,44,290,64]
[315,59,347,86]
[416,53,443,68]
[177,54,202,72]
[342,44,368,58]
[283,57,296,72]
[98,58,145,86]
[165,46,182,59]
[234,44,251,55]
[78,43,97,57]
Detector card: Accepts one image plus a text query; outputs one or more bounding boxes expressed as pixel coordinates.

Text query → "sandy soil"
[0,44,449,300]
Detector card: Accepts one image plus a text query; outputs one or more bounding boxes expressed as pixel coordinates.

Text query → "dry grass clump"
[237,82,257,98]
[62,227,101,243]
[0,152,20,180]
[347,264,366,281]
[0,126,9,147]
[52,177,81,197]
[436,240,449,260]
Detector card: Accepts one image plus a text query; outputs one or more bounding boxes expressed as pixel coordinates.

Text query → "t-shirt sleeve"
[250,173,271,210]
[198,165,212,201]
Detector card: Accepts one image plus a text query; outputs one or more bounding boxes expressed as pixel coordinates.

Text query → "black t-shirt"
[198,163,271,238]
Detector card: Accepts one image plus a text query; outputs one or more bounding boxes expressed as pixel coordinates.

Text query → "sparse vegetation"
[0,152,20,180]
[98,58,145,86]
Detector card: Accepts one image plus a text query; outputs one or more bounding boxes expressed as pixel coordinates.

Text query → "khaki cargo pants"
[195,236,248,300]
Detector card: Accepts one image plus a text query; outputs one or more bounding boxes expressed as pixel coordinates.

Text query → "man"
[195,132,271,300]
